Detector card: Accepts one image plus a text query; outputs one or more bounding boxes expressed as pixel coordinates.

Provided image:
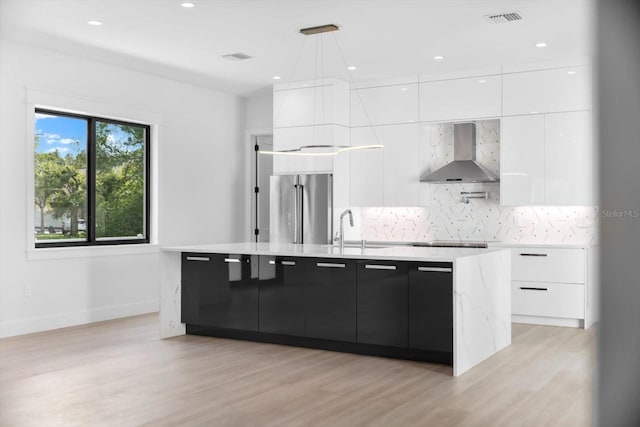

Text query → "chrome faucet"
[337,209,354,251]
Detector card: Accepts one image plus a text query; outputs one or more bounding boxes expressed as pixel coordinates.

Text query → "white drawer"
[511,248,585,284]
[512,281,585,319]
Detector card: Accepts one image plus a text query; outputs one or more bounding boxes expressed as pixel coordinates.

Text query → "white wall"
[0,39,247,337]
[245,92,273,130]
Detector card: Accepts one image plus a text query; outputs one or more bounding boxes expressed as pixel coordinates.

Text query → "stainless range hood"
[420,122,499,183]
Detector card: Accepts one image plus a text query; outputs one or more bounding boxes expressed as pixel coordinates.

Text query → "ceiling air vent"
[222,52,253,61]
[485,12,524,24]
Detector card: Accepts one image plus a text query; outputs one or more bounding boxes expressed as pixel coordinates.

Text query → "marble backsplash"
[358,204,598,245]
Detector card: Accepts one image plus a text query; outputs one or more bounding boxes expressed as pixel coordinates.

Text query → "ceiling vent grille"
[222,52,253,61]
[485,12,524,24]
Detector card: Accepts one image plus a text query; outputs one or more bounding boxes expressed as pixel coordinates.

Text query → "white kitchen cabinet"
[349,126,384,206]
[272,125,348,175]
[500,111,591,206]
[419,75,501,122]
[273,80,349,128]
[350,83,419,126]
[505,245,595,328]
[382,124,420,206]
[349,124,419,207]
[500,115,546,205]
[544,111,591,205]
[502,65,591,115]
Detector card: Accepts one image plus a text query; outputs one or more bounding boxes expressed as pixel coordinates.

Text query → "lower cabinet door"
[181,253,218,327]
[408,263,453,353]
[357,261,408,347]
[306,258,357,342]
[216,254,259,331]
[258,256,305,336]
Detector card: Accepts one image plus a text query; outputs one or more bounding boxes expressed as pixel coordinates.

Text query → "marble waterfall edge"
[453,249,511,376]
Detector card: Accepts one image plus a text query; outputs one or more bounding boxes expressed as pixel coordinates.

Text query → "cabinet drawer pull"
[519,287,548,291]
[186,256,210,262]
[365,264,396,270]
[519,253,548,257]
[417,267,452,273]
[317,262,345,268]
[268,260,296,266]
[224,258,241,263]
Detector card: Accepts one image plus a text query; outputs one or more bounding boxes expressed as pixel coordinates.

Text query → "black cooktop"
[412,241,489,248]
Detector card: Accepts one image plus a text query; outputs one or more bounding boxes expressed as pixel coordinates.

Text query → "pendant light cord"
[273,36,309,128]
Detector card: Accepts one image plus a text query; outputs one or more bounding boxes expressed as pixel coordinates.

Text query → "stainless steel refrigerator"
[269,174,333,244]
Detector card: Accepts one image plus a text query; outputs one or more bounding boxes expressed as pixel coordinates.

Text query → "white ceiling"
[0,0,594,97]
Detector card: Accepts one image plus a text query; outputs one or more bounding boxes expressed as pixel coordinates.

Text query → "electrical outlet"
[24,283,32,297]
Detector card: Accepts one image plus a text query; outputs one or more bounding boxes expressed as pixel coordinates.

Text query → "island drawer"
[512,281,585,319]
[511,248,585,284]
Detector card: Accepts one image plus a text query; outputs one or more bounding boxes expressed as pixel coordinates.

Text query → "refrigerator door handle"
[298,184,304,244]
[293,184,299,244]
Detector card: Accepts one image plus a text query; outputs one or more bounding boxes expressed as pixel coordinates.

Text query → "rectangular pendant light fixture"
[300,24,339,35]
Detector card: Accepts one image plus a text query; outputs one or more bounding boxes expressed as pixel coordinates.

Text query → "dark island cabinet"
[356,260,409,347]
[408,262,453,353]
[217,254,259,331]
[258,256,306,336]
[181,253,218,327]
[305,258,357,342]
[181,253,258,331]
[182,252,454,366]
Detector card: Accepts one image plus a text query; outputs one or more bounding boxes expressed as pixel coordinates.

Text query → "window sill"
[26,243,160,261]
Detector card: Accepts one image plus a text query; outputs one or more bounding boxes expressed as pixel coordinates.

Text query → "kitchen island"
[160,242,511,376]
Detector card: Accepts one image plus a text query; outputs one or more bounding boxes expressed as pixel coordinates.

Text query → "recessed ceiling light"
[273,76,281,80]
[87,20,103,26]
[400,87,409,91]
[347,66,357,71]
[181,2,195,7]
[478,79,487,84]
[567,70,577,75]
[433,55,445,60]
[535,42,547,48]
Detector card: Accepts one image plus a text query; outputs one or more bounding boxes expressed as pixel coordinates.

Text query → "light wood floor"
[0,314,595,427]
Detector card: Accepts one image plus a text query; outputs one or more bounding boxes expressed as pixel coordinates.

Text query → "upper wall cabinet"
[419,75,502,122]
[502,66,591,115]
[350,124,419,207]
[500,115,546,205]
[273,80,349,128]
[544,111,591,205]
[501,111,592,206]
[350,83,419,127]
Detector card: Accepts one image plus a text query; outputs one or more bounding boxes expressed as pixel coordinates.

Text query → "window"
[34,109,150,247]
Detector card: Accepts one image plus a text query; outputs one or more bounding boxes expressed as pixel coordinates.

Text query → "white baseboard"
[512,314,583,328]
[0,299,159,338]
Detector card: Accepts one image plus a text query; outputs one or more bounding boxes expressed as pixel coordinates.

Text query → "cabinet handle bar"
[417,267,452,273]
[186,256,210,262]
[317,262,345,268]
[224,258,241,263]
[365,264,396,270]
[519,253,548,257]
[519,287,548,291]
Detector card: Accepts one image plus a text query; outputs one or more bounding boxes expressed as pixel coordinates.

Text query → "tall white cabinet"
[500,65,594,206]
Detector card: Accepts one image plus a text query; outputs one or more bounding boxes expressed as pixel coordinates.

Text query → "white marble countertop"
[162,242,508,262]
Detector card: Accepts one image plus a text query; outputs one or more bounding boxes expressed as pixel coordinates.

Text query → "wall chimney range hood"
[420,122,499,183]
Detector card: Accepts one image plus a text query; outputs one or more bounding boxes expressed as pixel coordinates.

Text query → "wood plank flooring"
[0,314,595,426]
